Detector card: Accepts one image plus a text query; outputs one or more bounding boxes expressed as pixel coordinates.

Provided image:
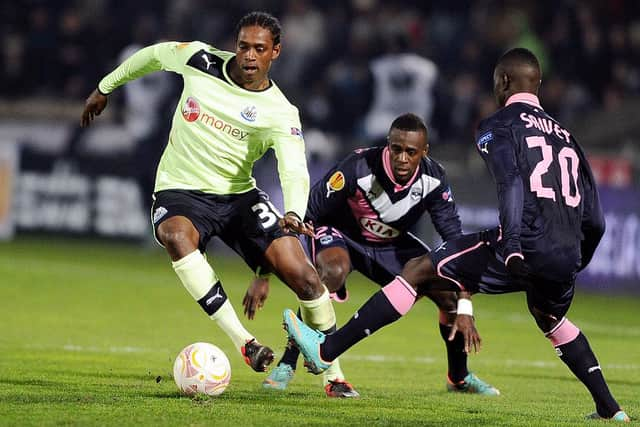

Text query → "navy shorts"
[305,225,430,286]
[430,227,575,318]
[151,189,285,273]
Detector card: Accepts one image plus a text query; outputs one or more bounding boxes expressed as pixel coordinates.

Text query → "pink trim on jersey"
[347,189,386,242]
[436,242,487,291]
[382,147,420,192]
[381,276,417,315]
[310,228,317,264]
[505,252,524,266]
[506,92,542,108]
[545,317,580,346]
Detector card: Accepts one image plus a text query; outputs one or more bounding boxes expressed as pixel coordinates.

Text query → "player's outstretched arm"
[448,292,482,353]
[80,89,108,128]
[242,276,270,320]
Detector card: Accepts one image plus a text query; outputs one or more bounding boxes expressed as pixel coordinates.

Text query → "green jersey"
[98,41,309,218]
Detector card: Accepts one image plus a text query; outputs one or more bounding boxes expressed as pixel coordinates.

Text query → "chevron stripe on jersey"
[356,173,442,222]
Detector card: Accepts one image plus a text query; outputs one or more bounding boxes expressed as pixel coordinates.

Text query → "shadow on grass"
[0,378,62,388]
[41,368,165,381]
[498,371,639,387]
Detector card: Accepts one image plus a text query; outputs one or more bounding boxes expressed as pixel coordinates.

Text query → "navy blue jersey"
[306,146,462,244]
[476,93,605,279]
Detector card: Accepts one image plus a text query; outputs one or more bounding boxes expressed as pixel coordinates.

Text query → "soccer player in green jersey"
[80,12,346,381]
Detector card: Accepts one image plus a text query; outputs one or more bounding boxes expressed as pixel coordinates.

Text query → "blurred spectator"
[0,0,638,165]
[23,6,57,96]
[362,32,438,143]
[116,15,176,213]
[55,8,95,98]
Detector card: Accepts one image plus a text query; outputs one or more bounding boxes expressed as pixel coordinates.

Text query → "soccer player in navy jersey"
[244,113,497,397]
[284,48,629,421]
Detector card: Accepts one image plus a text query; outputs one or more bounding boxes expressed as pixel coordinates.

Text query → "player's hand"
[278,212,314,237]
[448,314,482,354]
[80,89,108,128]
[506,255,530,280]
[242,276,270,320]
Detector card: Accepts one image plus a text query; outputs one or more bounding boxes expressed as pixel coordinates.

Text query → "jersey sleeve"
[98,41,204,94]
[270,108,310,219]
[575,142,606,271]
[477,125,524,259]
[425,162,462,241]
[305,154,357,223]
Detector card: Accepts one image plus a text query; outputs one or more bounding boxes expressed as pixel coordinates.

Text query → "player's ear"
[271,43,281,60]
[501,72,510,91]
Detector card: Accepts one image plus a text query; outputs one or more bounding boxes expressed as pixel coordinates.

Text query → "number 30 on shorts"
[251,201,281,229]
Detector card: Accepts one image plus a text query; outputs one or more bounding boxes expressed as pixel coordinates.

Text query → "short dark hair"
[236,11,282,45]
[390,113,428,135]
[497,47,540,71]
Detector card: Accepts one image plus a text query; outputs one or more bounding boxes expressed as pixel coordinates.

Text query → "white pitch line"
[502,313,640,337]
[339,354,640,371]
[62,344,155,353]
[21,344,639,371]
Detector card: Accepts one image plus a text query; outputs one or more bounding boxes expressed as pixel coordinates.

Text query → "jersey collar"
[382,146,420,192]
[506,92,542,108]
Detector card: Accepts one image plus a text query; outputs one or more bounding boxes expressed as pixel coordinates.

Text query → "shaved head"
[493,48,542,107]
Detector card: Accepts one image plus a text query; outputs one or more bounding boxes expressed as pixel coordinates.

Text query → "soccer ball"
[173,342,231,396]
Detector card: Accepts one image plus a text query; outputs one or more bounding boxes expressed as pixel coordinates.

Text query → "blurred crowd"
[2,0,640,156]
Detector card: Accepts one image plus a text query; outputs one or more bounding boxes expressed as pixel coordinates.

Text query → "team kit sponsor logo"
[477,131,493,154]
[240,105,257,122]
[359,217,400,238]
[181,96,249,140]
[153,206,168,224]
[182,97,200,122]
[442,187,453,202]
[325,171,345,197]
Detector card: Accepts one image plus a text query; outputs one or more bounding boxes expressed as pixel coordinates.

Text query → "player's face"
[387,128,428,184]
[235,26,281,83]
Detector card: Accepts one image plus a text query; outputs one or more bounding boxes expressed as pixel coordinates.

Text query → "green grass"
[0,237,637,426]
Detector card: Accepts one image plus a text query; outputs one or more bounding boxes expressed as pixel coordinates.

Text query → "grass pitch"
[0,237,637,426]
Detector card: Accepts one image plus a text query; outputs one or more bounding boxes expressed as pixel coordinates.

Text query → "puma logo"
[201,54,214,70]
[205,288,224,305]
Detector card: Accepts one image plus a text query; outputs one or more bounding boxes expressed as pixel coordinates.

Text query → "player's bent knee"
[528,305,559,332]
[158,229,191,248]
[402,255,434,288]
[282,266,324,300]
[317,263,348,293]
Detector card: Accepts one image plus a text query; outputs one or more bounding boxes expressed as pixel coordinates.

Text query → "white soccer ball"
[173,342,231,396]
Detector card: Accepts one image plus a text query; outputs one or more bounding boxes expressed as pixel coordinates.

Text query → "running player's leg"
[265,242,351,390]
[263,237,346,375]
[153,192,272,372]
[422,290,499,395]
[284,231,490,371]
[380,234,498,395]
[313,244,358,396]
[286,253,432,368]
[526,283,628,421]
[234,190,346,382]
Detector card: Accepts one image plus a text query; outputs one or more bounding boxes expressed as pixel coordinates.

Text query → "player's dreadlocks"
[236,11,282,45]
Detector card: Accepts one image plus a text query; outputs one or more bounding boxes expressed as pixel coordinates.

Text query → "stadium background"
[1,2,639,425]
[1,0,639,293]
